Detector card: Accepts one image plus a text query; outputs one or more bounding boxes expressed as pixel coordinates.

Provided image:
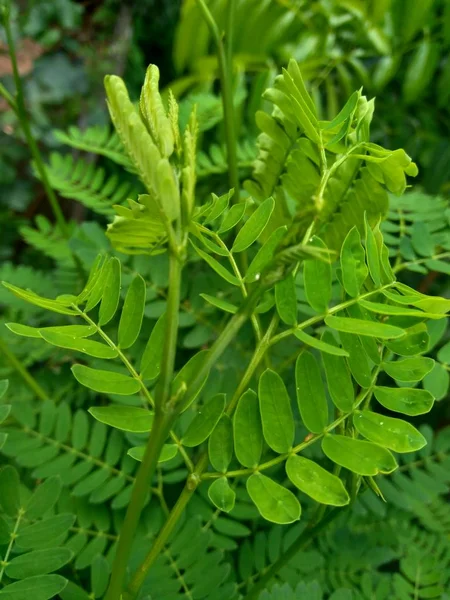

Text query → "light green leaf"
[39,331,117,359]
[383,357,434,382]
[374,386,435,415]
[385,323,429,356]
[0,575,67,600]
[71,365,141,395]
[321,332,354,411]
[208,415,233,473]
[200,294,238,314]
[191,241,240,286]
[394,282,450,314]
[340,227,368,297]
[0,380,8,399]
[156,158,180,221]
[127,444,177,463]
[183,394,226,447]
[84,258,110,312]
[325,315,404,339]
[247,473,301,524]
[0,466,21,517]
[0,405,11,424]
[353,410,427,453]
[88,406,154,432]
[294,329,349,357]
[208,477,235,513]
[232,197,275,253]
[218,200,247,233]
[5,324,96,339]
[140,313,166,380]
[2,282,78,316]
[364,215,381,287]
[98,257,121,326]
[244,226,287,283]
[233,389,263,468]
[286,455,350,506]
[275,273,297,326]
[5,548,73,579]
[303,237,332,312]
[118,274,146,349]
[173,349,210,410]
[295,351,328,434]
[358,299,442,320]
[204,191,231,224]
[259,369,294,453]
[339,332,372,388]
[322,435,397,476]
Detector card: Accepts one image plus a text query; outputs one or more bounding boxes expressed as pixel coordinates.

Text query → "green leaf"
[204,191,231,224]
[118,274,146,349]
[246,473,301,524]
[423,362,449,401]
[0,380,8,399]
[383,357,434,382]
[39,331,117,359]
[340,227,368,297]
[208,415,233,473]
[191,241,240,286]
[275,273,297,325]
[325,315,404,339]
[26,476,61,520]
[173,350,210,410]
[183,394,226,447]
[259,369,294,453]
[364,215,381,287]
[322,435,397,476]
[286,455,350,506]
[218,200,247,233]
[303,238,332,312]
[17,514,75,549]
[0,575,67,600]
[91,555,110,599]
[5,324,96,339]
[71,365,141,395]
[295,352,328,434]
[200,294,238,314]
[394,282,450,314]
[0,515,11,544]
[353,410,427,453]
[0,404,11,424]
[294,329,348,357]
[98,258,121,326]
[374,386,435,416]
[244,226,287,283]
[127,444,177,463]
[233,389,263,468]
[385,323,429,356]
[2,282,78,316]
[358,299,442,320]
[321,332,354,411]
[5,548,73,579]
[0,466,21,517]
[208,477,235,513]
[339,332,372,388]
[140,313,166,380]
[88,406,154,432]
[231,197,275,253]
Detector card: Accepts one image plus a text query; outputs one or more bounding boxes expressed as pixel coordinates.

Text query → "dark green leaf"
[275,273,297,325]
[321,332,354,411]
[98,258,121,326]
[5,548,73,579]
[286,455,349,506]
[173,350,210,411]
[259,369,294,453]
[247,473,301,524]
[232,197,275,253]
[26,477,61,520]
[295,352,328,434]
[17,514,75,549]
[140,313,166,380]
[0,575,67,600]
[118,274,146,349]
[183,394,226,447]
[208,415,233,472]
[200,294,238,314]
[233,389,263,468]
[0,466,21,517]
[303,237,332,312]
[191,241,240,286]
[245,226,287,283]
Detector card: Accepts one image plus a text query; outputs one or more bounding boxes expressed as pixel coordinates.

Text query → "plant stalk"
[245,509,342,600]
[195,0,239,203]
[2,9,70,238]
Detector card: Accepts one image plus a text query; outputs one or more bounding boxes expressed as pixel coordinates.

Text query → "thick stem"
[245,509,342,600]
[105,249,184,600]
[3,12,69,238]
[104,410,174,600]
[195,0,239,203]
[0,336,50,402]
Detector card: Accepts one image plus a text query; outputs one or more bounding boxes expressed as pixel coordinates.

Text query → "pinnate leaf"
[247,473,301,524]
[71,365,141,395]
[353,410,426,453]
[322,435,397,476]
[286,455,349,506]
[88,406,154,432]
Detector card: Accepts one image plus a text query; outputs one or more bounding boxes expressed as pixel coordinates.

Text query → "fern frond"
[20,215,75,265]
[197,139,257,179]
[53,125,132,169]
[39,154,138,216]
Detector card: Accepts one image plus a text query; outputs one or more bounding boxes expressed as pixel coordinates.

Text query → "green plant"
[1,2,450,600]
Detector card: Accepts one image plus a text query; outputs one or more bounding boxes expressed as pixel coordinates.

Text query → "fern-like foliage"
[20,215,75,265]
[197,139,257,179]
[53,125,132,169]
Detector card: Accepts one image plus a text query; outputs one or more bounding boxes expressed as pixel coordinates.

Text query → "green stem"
[2,10,69,238]
[245,508,342,600]
[195,0,239,203]
[0,336,50,402]
[105,249,184,600]
[104,410,174,600]
[0,508,25,584]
